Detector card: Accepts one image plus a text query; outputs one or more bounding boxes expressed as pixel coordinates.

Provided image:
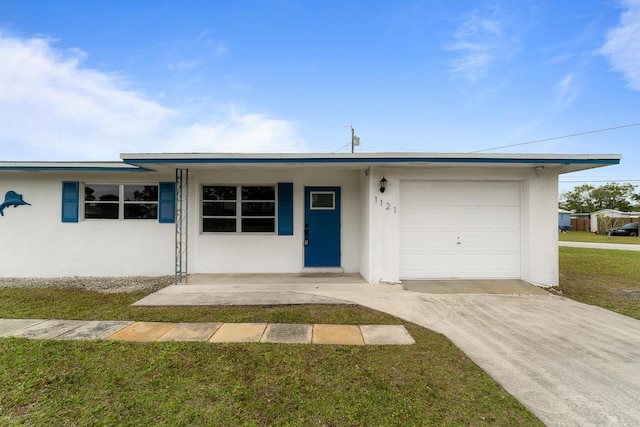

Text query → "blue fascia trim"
[123,157,620,166]
[0,166,153,172]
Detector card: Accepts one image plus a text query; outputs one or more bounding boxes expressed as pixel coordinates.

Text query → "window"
[84,184,158,219]
[310,191,335,210]
[203,185,276,233]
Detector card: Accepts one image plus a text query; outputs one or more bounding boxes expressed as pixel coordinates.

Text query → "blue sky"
[1,0,639,190]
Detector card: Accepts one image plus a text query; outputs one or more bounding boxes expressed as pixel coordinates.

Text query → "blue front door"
[304,187,341,267]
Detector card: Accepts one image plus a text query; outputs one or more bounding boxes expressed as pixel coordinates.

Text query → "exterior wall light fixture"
[379,176,388,193]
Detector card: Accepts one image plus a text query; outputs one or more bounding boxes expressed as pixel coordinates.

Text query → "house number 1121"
[374,196,397,213]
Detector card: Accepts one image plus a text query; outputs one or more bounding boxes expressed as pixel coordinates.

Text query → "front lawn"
[0,290,541,426]
[559,231,640,244]
[557,246,640,319]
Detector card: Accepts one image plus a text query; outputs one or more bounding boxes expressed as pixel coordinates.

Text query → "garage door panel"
[400,181,521,280]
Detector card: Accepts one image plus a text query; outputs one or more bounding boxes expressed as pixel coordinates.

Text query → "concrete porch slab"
[185,273,367,285]
[133,291,350,306]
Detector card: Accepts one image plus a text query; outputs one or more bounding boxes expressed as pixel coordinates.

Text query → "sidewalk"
[0,318,415,345]
[559,241,640,251]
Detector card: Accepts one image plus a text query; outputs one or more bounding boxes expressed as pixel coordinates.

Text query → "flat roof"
[1,152,622,174]
[0,161,148,172]
[120,152,621,174]
[120,152,622,164]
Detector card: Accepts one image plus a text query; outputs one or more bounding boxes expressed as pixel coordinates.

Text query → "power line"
[560,180,640,183]
[471,122,640,153]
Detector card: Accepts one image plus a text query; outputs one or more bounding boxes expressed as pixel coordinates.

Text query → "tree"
[559,182,639,213]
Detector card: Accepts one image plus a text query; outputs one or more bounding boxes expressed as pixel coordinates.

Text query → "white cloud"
[601,0,640,90]
[555,73,579,106]
[0,35,302,160]
[446,7,519,82]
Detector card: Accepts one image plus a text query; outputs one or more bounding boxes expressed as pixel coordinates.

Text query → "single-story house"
[558,209,572,232]
[0,152,621,287]
[591,209,640,233]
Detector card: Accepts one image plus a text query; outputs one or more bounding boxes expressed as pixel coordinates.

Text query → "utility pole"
[351,126,360,153]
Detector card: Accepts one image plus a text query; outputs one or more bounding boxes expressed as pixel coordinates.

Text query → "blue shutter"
[278,183,294,235]
[158,182,175,223]
[61,181,79,223]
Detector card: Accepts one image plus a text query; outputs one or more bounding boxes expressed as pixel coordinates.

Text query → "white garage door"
[400,181,521,279]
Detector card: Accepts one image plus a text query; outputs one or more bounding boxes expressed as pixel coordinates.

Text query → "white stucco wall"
[0,172,175,277]
[2,163,562,285]
[364,166,560,286]
[189,168,362,274]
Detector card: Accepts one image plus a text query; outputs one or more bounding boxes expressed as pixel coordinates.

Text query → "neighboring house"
[558,209,572,232]
[0,152,621,287]
[591,209,640,234]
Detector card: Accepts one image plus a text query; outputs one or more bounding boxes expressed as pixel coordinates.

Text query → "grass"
[557,246,640,320]
[3,246,638,425]
[0,290,541,426]
[559,231,640,244]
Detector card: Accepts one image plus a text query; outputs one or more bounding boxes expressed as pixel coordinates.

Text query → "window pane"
[124,185,158,202]
[242,218,275,232]
[203,202,236,216]
[242,186,275,200]
[311,192,335,209]
[124,203,158,219]
[203,186,236,201]
[85,184,119,202]
[203,218,236,232]
[242,202,275,216]
[85,203,119,219]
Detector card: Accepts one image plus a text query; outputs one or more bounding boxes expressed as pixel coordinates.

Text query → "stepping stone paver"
[10,319,86,339]
[0,319,45,337]
[209,322,267,343]
[158,322,222,342]
[312,324,364,345]
[0,318,414,345]
[261,323,312,344]
[109,321,176,342]
[360,325,415,345]
[57,321,134,340]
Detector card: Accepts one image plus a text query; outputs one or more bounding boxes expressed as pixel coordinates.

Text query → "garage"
[400,180,521,280]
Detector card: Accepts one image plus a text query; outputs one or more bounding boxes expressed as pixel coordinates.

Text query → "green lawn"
[557,246,640,320]
[4,246,636,426]
[0,290,540,426]
[559,231,640,244]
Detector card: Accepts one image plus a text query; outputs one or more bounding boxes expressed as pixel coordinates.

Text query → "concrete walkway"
[133,279,640,427]
[0,318,415,345]
[559,240,640,251]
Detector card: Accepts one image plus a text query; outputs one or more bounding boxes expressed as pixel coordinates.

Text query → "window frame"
[201,184,277,234]
[309,191,336,210]
[83,183,160,220]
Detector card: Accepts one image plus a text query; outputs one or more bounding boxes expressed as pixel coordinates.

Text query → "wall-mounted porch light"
[379,176,388,193]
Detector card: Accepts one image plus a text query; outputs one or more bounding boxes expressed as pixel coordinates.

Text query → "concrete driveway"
[321,286,640,427]
[137,279,640,426]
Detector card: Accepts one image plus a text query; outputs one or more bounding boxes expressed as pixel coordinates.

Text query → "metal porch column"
[175,168,189,284]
